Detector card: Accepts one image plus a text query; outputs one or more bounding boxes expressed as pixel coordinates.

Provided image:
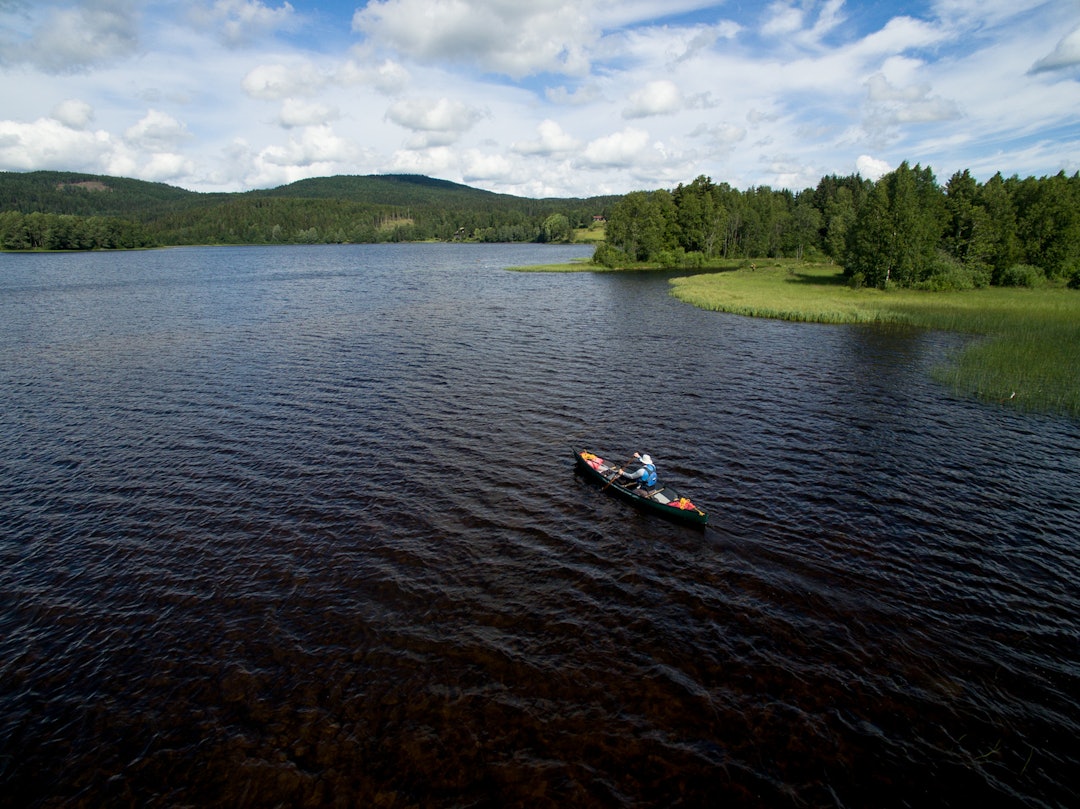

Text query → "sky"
[1,0,1079,198]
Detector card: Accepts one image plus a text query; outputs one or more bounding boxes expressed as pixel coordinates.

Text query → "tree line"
[596,164,1080,288]
[0,211,156,250]
[0,197,593,250]
[4,167,1079,290]
[141,197,595,245]
[0,171,615,251]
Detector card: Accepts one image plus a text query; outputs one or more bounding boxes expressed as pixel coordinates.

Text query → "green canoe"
[573,448,708,528]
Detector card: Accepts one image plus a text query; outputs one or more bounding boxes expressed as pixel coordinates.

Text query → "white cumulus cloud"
[863,72,961,132]
[623,80,683,119]
[279,99,337,128]
[580,127,651,168]
[141,152,197,182]
[258,124,356,168]
[856,154,891,180]
[0,117,115,171]
[51,99,96,129]
[512,120,581,156]
[125,109,191,149]
[352,0,594,78]
[386,97,485,147]
[462,150,514,183]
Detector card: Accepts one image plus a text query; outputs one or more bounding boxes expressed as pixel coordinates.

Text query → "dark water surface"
[2,244,1078,808]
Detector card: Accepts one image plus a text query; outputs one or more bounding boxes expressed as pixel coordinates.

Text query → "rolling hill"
[0,170,615,248]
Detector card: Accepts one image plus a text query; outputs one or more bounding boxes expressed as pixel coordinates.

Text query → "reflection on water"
[1,244,1078,808]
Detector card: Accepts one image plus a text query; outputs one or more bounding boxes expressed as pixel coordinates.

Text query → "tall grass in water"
[509,258,596,273]
[670,264,1080,419]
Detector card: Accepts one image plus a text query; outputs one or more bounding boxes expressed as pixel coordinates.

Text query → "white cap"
[641,454,652,465]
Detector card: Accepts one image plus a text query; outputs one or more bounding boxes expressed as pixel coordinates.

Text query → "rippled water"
[2,244,1078,808]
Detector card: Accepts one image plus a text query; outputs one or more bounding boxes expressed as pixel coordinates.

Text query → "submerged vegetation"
[670,262,1080,419]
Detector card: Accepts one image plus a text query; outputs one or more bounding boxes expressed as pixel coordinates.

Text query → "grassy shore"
[669,261,1080,419]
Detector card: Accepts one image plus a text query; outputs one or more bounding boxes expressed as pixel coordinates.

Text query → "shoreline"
[510,258,1080,420]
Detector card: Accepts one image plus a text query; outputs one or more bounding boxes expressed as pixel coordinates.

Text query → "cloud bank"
[0,0,1077,196]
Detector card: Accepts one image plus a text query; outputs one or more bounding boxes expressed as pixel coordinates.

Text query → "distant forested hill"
[0,171,617,249]
[252,173,509,206]
[0,171,210,218]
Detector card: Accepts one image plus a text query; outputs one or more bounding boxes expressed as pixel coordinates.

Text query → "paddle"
[602,453,639,491]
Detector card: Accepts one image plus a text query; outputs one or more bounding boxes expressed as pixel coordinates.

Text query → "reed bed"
[509,258,597,272]
[670,264,1080,419]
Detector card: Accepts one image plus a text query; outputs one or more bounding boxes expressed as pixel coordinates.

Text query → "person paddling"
[620,452,658,492]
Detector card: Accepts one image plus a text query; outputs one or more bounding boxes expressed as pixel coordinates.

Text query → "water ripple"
[2,244,1079,808]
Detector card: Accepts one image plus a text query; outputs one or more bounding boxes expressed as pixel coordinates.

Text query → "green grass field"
[669,262,1080,419]
[571,223,608,243]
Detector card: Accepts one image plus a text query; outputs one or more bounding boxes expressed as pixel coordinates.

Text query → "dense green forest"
[3,166,1079,291]
[0,171,616,250]
[596,163,1080,289]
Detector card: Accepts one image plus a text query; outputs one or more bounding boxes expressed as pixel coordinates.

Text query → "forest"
[2,165,1079,290]
[0,172,615,250]
[596,164,1080,289]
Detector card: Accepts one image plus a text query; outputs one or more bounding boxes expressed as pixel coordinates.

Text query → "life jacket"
[581,451,604,471]
[641,463,657,488]
[669,497,697,511]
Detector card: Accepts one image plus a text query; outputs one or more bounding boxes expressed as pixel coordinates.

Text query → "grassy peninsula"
[668,261,1080,419]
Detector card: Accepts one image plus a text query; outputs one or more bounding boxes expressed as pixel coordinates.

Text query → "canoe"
[573,448,708,528]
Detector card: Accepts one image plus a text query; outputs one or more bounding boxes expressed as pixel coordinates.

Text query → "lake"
[1,243,1078,808]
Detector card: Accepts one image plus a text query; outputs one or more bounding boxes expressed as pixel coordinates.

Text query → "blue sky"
[1,0,1078,196]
